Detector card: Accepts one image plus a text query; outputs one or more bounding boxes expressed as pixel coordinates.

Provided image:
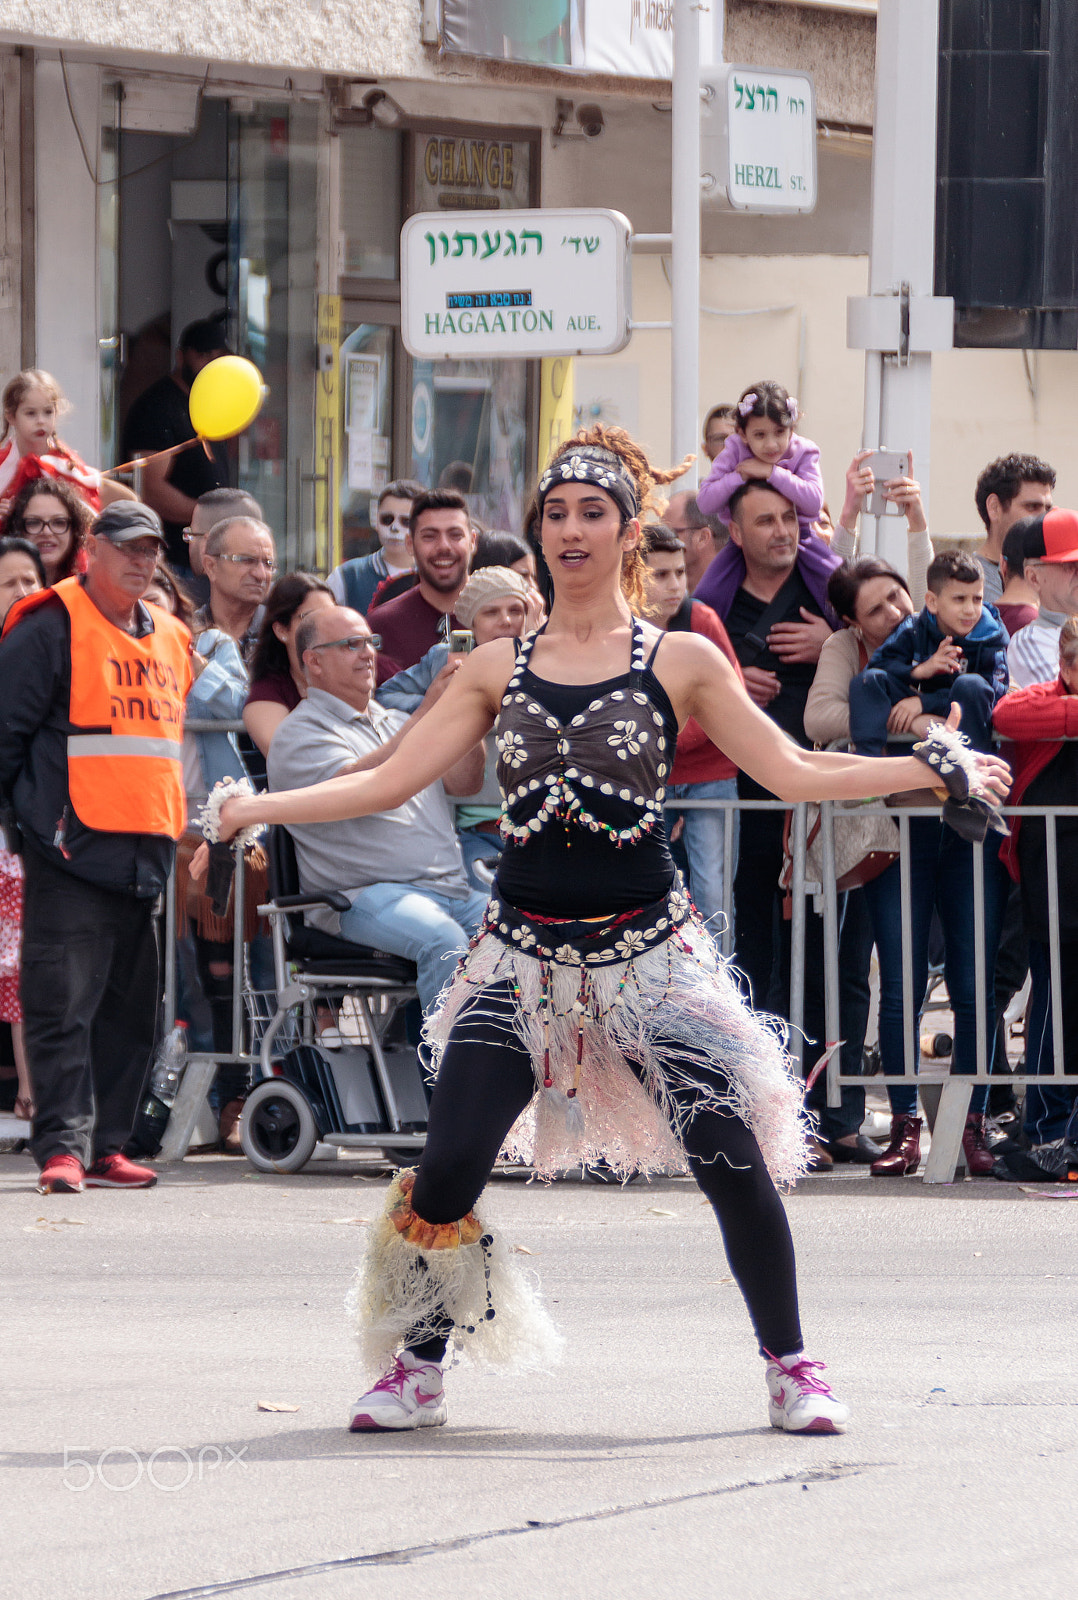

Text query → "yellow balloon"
[188,356,266,441]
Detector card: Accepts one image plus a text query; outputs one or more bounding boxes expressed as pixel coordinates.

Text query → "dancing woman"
[214,428,1009,1437]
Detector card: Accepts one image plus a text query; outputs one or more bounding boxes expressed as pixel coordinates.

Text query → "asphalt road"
[3,1150,1076,1600]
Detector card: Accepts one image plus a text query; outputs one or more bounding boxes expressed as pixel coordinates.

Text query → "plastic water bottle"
[128,1023,188,1157]
[150,1023,189,1106]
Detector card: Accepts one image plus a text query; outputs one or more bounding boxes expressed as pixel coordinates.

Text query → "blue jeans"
[1023,940,1078,1146]
[457,826,503,892]
[850,670,995,757]
[863,818,1008,1116]
[339,883,490,1011]
[664,778,738,932]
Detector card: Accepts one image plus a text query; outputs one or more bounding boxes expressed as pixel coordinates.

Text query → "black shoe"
[992,1142,1078,1182]
[826,1134,883,1164]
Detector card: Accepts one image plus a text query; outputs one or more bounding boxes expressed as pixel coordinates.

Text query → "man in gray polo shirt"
[266,605,488,1009]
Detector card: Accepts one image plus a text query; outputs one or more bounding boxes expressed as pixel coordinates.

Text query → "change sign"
[401,208,632,360]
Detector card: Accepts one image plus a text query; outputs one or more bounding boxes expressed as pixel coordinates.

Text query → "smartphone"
[863,449,912,517]
[448,629,474,657]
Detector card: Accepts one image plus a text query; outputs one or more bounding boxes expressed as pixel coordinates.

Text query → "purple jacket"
[693,528,843,632]
[696,430,824,534]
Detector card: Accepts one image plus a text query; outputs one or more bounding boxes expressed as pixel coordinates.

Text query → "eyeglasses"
[378,512,410,528]
[308,633,381,653]
[110,539,163,561]
[23,516,72,537]
[181,527,200,542]
[214,553,278,573]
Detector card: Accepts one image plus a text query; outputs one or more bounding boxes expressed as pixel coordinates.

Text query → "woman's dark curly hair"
[6,474,92,583]
[250,571,333,682]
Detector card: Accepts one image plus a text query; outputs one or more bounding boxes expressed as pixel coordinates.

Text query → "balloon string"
[105,436,213,479]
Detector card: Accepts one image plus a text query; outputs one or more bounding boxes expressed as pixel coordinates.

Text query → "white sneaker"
[348,1351,447,1432]
[765,1351,849,1434]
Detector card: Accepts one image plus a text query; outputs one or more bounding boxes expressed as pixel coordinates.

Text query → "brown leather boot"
[218,1098,246,1155]
[870,1114,922,1176]
[962,1113,995,1177]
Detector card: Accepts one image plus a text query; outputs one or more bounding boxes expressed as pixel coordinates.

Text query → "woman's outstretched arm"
[665,633,1011,805]
[216,641,509,838]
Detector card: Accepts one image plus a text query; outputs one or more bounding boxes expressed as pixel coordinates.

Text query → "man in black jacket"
[0,503,192,1193]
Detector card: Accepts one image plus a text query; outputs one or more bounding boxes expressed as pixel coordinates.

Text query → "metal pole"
[819,801,842,1110]
[862,0,940,566]
[162,863,177,1033]
[898,810,916,1097]
[972,838,988,1079]
[721,798,735,958]
[672,0,701,483]
[1045,813,1065,1078]
[231,848,246,1059]
[789,801,807,1068]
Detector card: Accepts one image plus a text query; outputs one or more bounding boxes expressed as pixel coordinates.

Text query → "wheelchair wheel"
[380,1146,422,1168]
[241,1080,319,1173]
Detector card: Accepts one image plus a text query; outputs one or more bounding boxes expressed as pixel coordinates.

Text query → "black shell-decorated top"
[494,618,674,849]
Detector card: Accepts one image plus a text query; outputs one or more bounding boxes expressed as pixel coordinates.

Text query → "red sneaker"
[37,1154,86,1194]
[85,1153,157,1189]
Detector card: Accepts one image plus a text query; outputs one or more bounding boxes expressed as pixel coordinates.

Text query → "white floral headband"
[536,447,640,520]
[738,392,798,423]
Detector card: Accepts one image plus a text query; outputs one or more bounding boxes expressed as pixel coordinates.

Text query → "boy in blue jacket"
[849,549,1009,755]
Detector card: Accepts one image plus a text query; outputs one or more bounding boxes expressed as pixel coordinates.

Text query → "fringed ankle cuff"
[346,1169,563,1378]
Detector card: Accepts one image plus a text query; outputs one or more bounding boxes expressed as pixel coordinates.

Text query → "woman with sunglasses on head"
[6,476,93,586]
[211,425,1010,1438]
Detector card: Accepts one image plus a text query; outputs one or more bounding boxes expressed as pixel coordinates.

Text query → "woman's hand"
[216,796,252,843]
[882,458,927,534]
[839,449,875,528]
[972,751,1012,807]
[188,841,209,885]
[930,703,1012,806]
[14,1090,34,1121]
[524,582,546,632]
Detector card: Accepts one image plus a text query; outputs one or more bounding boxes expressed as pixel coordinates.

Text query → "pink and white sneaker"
[765,1351,849,1434]
[348,1351,448,1432]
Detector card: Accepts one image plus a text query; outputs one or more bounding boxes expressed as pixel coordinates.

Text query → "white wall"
[33,57,100,462]
[931,346,1078,538]
[574,252,870,516]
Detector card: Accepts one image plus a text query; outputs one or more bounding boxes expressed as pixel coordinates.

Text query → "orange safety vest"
[4,577,192,839]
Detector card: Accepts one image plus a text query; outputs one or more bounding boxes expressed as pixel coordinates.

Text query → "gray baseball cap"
[93,502,166,546]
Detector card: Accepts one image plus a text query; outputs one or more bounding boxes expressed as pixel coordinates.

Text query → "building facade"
[0,0,1072,568]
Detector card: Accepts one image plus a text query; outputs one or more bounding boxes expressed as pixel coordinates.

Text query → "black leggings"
[407,994,803,1361]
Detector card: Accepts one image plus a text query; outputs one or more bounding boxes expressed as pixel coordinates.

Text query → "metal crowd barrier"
[156,722,1077,1184]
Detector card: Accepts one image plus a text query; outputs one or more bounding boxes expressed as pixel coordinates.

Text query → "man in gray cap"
[0,502,193,1193]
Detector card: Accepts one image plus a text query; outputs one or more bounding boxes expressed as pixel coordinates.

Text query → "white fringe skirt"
[423,882,809,1188]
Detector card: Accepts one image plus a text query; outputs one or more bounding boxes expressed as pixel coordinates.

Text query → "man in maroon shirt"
[369,490,475,674]
[640,522,743,927]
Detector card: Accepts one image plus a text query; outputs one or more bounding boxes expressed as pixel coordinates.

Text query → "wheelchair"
[240,827,430,1173]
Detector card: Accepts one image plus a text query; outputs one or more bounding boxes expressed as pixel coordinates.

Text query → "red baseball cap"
[1014,507,1078,564]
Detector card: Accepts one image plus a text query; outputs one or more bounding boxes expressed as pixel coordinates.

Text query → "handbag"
[780,801,899,914]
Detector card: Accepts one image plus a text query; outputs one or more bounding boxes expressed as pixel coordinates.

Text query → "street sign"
[700,65,817,214]
[400,208,632,360]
